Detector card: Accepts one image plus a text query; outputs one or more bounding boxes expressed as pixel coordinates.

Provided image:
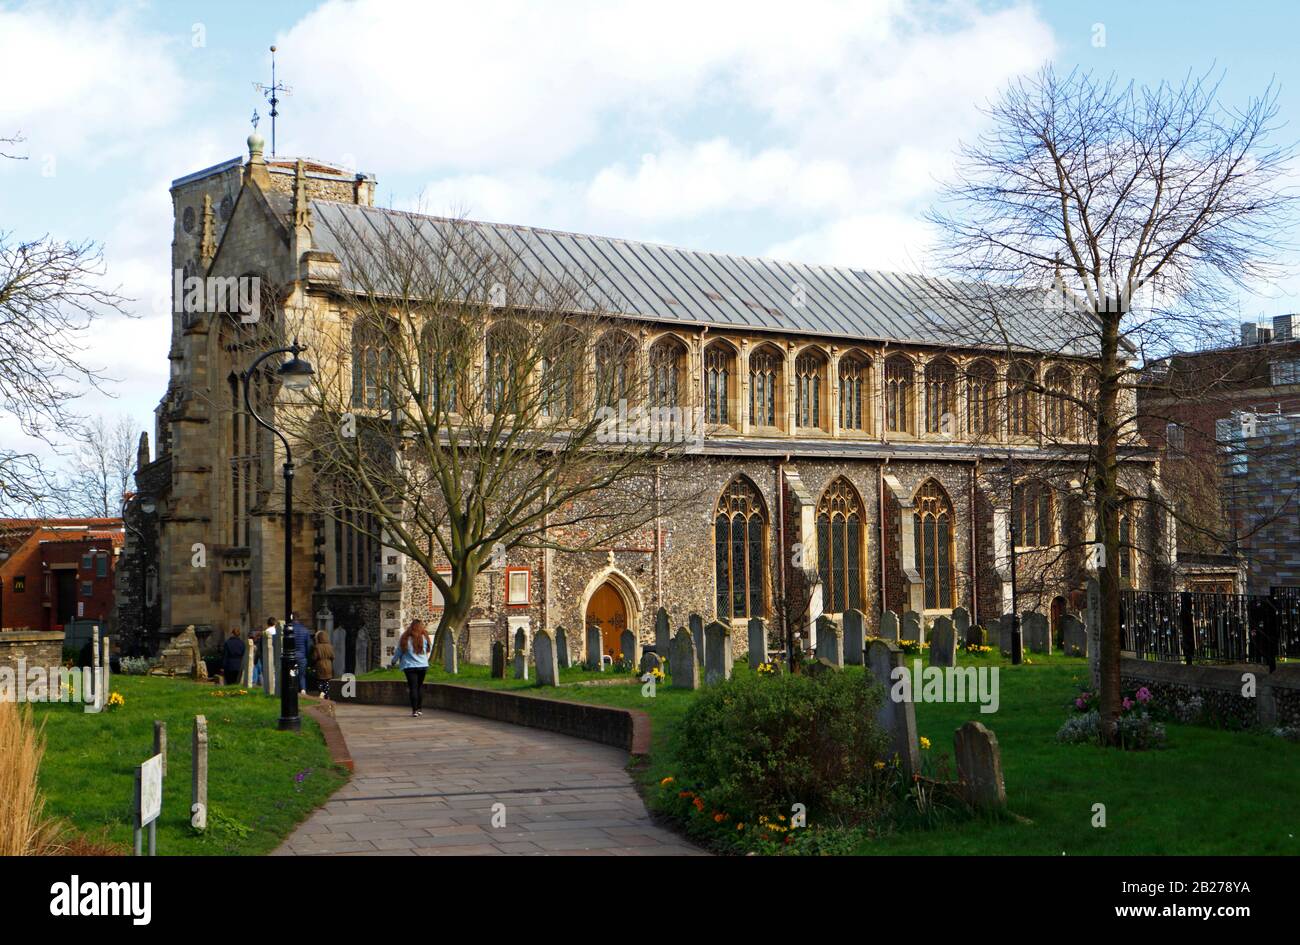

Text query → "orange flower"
[692,797,705,812]
[713,813,725,823]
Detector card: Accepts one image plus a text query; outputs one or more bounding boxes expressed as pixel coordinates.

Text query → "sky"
[3,0,1300,470]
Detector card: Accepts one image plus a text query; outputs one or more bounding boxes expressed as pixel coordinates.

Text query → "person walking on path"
[311,629,335,699]
[389,619,432,717]
[222,626,246,685]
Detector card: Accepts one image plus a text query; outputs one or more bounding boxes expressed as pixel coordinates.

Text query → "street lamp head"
[278,347,315,391]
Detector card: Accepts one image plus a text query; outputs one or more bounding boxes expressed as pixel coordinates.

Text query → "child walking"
[390,619,432,717]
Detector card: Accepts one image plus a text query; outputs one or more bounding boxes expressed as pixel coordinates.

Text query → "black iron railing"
[1120,589,1296,669]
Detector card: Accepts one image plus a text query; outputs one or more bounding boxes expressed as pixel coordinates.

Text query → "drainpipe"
[878,461,888,617]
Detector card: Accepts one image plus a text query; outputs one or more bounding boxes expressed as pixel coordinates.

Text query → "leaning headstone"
[815,615,843,668]
[842,609,866,665]
[353,632,369,675]
[902,610,923,646]
[954,721,1006,810]
[655,606,671,657]
[191,715,208,832]
[1061,614,1087,658]
[513,627,528,680]
[689,613,705,665]
[585,625,603,671]
[867,639,919,782]
[638,650,662,676]
[703,621,733,684]
[619,628,640,668]
[1025,611,1050,654]
[879,609,900,643]
[747,617,767,670]
[443,634,459,674]
[153,720,167,778]
[490,641,506,679]
[262,629,277,696]
[555,626,571,669]
[672,628,700,690]
[952,607,971,647]
[533,629,559,686]
[929,616,957,668]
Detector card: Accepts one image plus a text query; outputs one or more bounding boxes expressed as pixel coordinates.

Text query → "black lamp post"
[1003,461,1024,665]
[243,338,315,732]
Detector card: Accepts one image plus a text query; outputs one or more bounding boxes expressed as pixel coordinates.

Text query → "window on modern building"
[749,346,783,428]
[1044,366,1073,440]
[648,336,685,410]
[81,554,93,572]
[1007,360,1037,436]
[351,317,390,408]
[924,357,956,435]
[1013,481,1053,548]
[795,350,827,430]
[714,476,767,620]
[594,329,638,408]
[817,477,864,613]
[703,342,735,425]
[96,553,108,578]
[1271,358,1300,386]
[966,359,998,437]
[80,581,93,598]
[884,354,913,434]
[839,355,868,432]
[913,479,955,610]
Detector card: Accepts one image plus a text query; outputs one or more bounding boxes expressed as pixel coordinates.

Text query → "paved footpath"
[274,702,704,856]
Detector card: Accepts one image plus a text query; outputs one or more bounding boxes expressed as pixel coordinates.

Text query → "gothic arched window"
[594,329,638,408]
[839,354,868,432]
[1044,366,1073,440]
[1014,480,1053,548]
[484,321,525,414]
[750,345,783,428]
[795,349,827,430]
[540,324,581,419]
[704,342,735,425]
[351,317,390,408]
[817,477,864,613]
[884,354,913,434]
[924,357,957,435]
[648,336,685,410]
[913,479,955,610]
[966,359,997,437]
[1008,359,1037,437]
[715,476,767,620]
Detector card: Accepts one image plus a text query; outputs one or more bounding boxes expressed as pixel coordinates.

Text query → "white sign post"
[134,753,163,856]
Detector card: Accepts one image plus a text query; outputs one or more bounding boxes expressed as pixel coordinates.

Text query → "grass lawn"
[370,652,1300,855]
[34,675,349,855]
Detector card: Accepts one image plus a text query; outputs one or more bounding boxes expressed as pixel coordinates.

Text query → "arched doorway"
[586,582,628,658]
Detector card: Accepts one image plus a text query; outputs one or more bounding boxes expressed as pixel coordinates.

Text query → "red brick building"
[0,518,124,632]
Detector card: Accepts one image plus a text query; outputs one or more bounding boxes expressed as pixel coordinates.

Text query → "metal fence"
[1120,589,1297,668]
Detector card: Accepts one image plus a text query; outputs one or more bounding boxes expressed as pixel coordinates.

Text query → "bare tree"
[926,67,1296,743]
[57,414,138,517]
[286,215,703,656]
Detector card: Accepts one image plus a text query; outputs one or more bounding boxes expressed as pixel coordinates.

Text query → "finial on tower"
[253,43,291,158]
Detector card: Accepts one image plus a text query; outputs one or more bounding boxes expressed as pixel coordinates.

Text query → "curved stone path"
[274,702,704,856]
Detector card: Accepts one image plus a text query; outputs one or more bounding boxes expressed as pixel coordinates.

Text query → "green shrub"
[674,668,889,824]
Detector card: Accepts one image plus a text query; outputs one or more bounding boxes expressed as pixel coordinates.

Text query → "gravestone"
[655,607,671,658]
[1061,614,1087,658]
[330,627,347,675]
[153,720,167,778]
[804,656,839,679]
[158,626,203,679]
[490,641,506,679]
[513,626,528,680]
[952,607,971,648]
[879,609,900,643]
[954,721,1006,810]
[997,614,1015,656]
[100,635,111,702]
[585,625,603,671]
[555,626,571,669]
[353,632,369,675]
[929,615,956,668]
[639,650,662,676]
[866,639,919,782]
[703,621,733,685]
[534,629,559,686]
[619,628,640,668]
[467,619,494,665]
[842,609,866,665]
[443,634,459,674]
[747,617,767,669]
[689,613,705,665]
[902,610,923,646]
[241,636,256,685]
[815,615,843,668]
[1024,611,1050,654]
[966,624,988,647]
[672,628,700,690]
[191,715,208,832]
[262,629,277,696]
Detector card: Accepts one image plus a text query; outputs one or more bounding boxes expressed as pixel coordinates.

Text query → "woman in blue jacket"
[390,619,433,717]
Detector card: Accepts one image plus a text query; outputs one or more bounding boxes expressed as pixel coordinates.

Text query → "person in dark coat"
[222,626,246,685]
[290,618,312,692]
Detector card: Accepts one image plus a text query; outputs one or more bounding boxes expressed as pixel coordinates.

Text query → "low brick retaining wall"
[336,679,652,756]
[0,630,64,677]
[1120,656,1300,729]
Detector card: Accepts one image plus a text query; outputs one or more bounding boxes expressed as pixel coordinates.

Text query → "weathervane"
[253,45,291,157]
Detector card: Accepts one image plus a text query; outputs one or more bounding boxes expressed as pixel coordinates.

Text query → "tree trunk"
[1096,305,1124,745]
[430,571,474,662]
